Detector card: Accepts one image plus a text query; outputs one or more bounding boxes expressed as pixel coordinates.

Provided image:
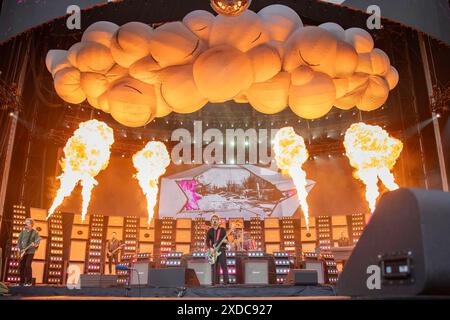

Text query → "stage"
[3,284,338,300]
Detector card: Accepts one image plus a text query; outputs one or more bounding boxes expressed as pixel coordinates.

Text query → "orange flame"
[48,120,114,221]
[344,122,403,212]
[273,127,311,229]
[133,141,170,224]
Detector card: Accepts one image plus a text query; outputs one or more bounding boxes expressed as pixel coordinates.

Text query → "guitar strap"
[215,228,221,243]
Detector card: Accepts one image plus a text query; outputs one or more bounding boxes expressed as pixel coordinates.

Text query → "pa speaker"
[286,269,318,286]
[337,188,450,297]
[148,268,200,287]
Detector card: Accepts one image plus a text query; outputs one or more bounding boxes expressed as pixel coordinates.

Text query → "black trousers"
[19,253,34,285]
[108,253,119,274]
[212,249,229,285]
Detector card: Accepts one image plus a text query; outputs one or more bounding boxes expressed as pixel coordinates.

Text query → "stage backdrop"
[59,155,369,218]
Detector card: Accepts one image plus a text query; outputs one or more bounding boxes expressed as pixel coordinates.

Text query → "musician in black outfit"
[106,232,123,274]
[205,214,229,286]
[16,218,41,286]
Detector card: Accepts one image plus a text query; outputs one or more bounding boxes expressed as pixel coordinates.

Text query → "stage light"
[436,113,441,118]
[210,0,252,16]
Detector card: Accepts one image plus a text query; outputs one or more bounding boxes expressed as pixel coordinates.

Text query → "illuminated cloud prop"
[46,4,399,128]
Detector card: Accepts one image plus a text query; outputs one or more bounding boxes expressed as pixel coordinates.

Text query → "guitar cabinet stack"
[5,205,27,283]
[69,214,89,274]
[29,208,48,284]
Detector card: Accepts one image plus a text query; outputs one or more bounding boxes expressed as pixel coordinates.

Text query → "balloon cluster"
[46,4,399,128]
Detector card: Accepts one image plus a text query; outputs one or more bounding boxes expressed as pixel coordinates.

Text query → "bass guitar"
[106,243,126,258]
[207,228,234,265]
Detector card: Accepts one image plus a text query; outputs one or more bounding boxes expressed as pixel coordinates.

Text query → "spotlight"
[9,112,14,117]
[436,113,441,119]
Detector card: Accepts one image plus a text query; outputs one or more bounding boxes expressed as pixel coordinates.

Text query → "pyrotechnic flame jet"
[343,122,403,213]
[48,120,114,221]
[273,127,311,229]
[133,141,170,224]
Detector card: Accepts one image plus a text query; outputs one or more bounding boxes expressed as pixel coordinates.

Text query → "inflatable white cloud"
[46,4,399,128]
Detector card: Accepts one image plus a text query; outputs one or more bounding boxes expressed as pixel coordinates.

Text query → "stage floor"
[2,284,339,300]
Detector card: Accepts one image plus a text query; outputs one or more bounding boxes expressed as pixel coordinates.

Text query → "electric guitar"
[106,243,126,258]
[17,241,39,262]
[207,228,234,265]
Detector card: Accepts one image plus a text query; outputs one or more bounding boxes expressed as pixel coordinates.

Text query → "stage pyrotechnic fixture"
[133,141,170,224]
[211,0,252,16]
[343,122,403,213]
[48,120,114,221]
[273,127,311,229]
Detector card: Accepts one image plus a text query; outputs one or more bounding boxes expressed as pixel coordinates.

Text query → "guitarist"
[106,232,123,274]
[16,218,41,286]
[205,214,229,286]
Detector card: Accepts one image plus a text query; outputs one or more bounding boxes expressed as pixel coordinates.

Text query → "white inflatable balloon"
[247,44,281,83]
[383,66,399,90]
[258,4,303,42]
[183,10,215,42]
[46,50,71,77]
[81,21,119,48]
[46,4,399,127]
[319,22,345,41]
[193,45,254,102]
[53,68,86,104]
[209,10,270,52]
[246,72,290,114]
[110,22,153,68]
[289,72,336,119]
[345,28,374,54]
[107,77,157,127]
[77,42,115,73]
[129,56,162,84]
[149,21,203,68]
[160,64,207,113]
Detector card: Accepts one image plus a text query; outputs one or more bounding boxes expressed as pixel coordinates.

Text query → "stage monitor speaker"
[304,261,325,284]
[130,262,151,286]
[243,258,275,285]
[80,274,118,288]
[187,261,212,285]
[148,268,200,287]
[286,269,319,286]
[337,188,450,297]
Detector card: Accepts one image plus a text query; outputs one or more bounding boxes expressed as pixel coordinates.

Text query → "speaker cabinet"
[148,268,200,287]
[337,188,450,297]
[286,269,319,286]
[187,261,212,286]
[242,258,275,285]
[304,261,325,284]
[130,262,151,286]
